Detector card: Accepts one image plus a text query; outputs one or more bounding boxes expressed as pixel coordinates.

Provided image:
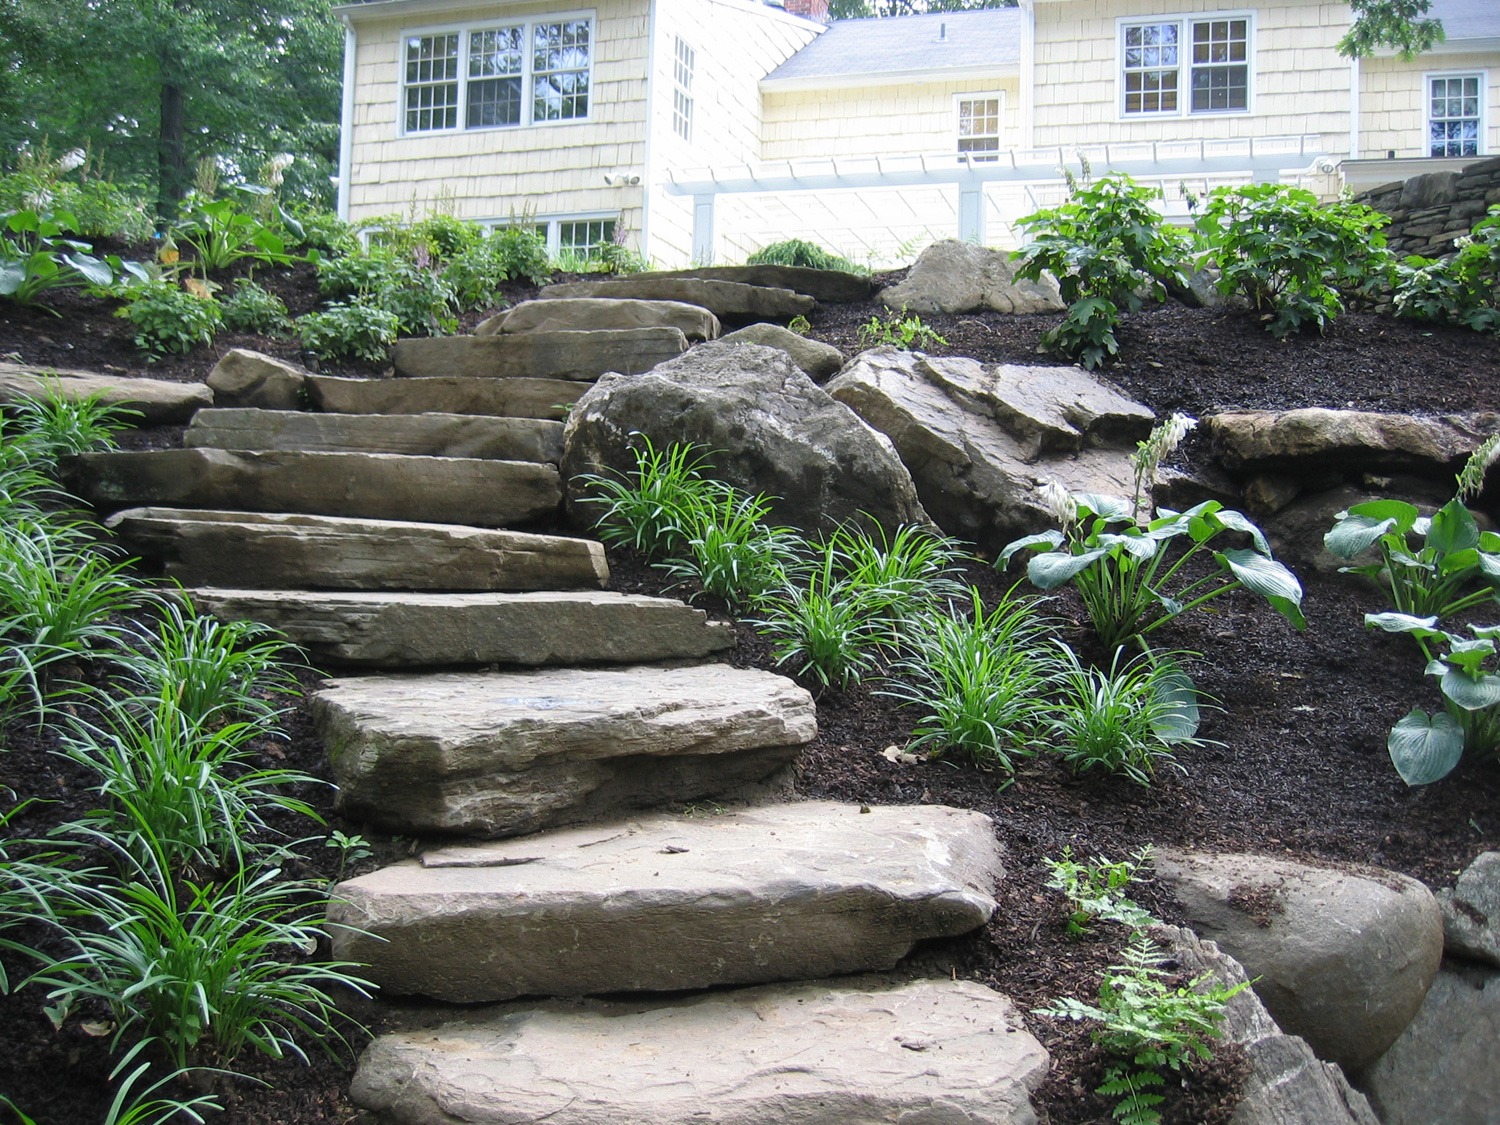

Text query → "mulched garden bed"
[0,268,1497,1124]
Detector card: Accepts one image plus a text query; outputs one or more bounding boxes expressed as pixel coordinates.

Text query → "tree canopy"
[1338,0,1445,60]
[828,0,1015,21]
[0,0,342,218]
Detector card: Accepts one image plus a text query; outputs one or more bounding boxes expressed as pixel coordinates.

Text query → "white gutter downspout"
[1020,0,1036,149]
[1348,55,1361,160]
[337,19,356,221]
[641,0,659,262]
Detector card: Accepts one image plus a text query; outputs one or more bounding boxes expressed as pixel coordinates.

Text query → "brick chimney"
[784,0,830,23]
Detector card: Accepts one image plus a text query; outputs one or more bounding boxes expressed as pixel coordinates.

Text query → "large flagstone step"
[392,327,688,381]
[183,408,563,463]
[349,977,1048,1125]
[0,362,212,425]
[188,588,734,668]
[327,801,1002,1002]
[476,297,720,341]
[63,448,559,528]
[105,509,606,592]
[637,264,877,304]
[312,665,816,838]
[306,374,586,420]
[540,277,815,324]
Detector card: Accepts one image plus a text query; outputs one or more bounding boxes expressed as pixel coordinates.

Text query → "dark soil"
[1,266,1498,1124]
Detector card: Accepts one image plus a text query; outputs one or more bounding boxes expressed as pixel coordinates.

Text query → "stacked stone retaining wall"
[1354,156,1500,258]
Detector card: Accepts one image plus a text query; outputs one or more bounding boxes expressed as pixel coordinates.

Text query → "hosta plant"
[0,208,146,313]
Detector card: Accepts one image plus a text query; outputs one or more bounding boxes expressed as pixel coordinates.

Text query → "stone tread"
[306,374,585,419]
[104,508,607,592]
[540,277,816,322]
[392,328,689,381]
[327,801,1002,1002]
[312,665,816,837]
[350,978,1046,1125]
[187,588,734,668]
[0,362,211,424]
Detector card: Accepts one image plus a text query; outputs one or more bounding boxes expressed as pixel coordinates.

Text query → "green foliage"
[295,300,400,364]
[858,308,948,349]
[1013,174,1189,369]
[787,314,812,336]
[1,1037,225,1124]
[316,250,456,335]
[660,487,804,612]
[5,385,138,469]
[0,147,155,242]
[221,279,292,335]
[443,227,552,309]
[172,197,291,275]
[0,208,144,314]
[747,238,860,273]
[1046,648,1207,786]
[1001,491,1305,654]
[592,239,649,276]
[1339,0,1444,60]
[117,281,223,358]
[408,213,483,261]
[1194,184,1391,337]
[1044,846,1156,936]
[1393,207,1500,333]
[284,205,358,256]
[881,588,1059,770]
[577,436,724,560]
[1036,933,1248,1125]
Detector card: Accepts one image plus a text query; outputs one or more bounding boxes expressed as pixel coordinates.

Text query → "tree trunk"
[156,79,188,224]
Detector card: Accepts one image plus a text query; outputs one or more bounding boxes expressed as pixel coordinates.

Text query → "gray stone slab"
[104,508,606,592]
[188,588,734,668]
[313,665,815,837]
[392,328,688,381]
[328,801,1003,1001]
[541,278,815,323]
[634,264,876,303]
[479,298,720,341]
[719,323,846,380]
[1439,850,1500,968]
[1208,408,1500,474]
[206,349,306,410]
[0,362,211,425]
[350,978,1047,1125]
[306,374,584,419]
[64,448,559,528]
[184,408,563,463]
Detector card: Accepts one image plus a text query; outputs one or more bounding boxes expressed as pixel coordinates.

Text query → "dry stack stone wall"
[1354,156,1500,258]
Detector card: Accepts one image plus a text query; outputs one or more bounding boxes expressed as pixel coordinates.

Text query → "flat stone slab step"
[540,277,815,324]
[0,362,212,425]
[477,298,720,341]
[64,448,559,528]
[637,263,877,304]
[105,509,607,592]
[328,802,1002,1002]
[313,665,815,837]
[188,588,734,668]
[392,328,688,381]
[184,408,563,463]
[306,374,585,420]
[350,977,1047,1125]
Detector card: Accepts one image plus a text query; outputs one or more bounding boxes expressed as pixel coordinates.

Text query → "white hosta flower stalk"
[1457,434,1500,504]
[56,148,87,173]
[1131,412,1198,515]
[1040,479,1077,531]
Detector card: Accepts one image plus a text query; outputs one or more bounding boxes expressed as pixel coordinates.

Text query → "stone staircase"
[65,268,1051,1123]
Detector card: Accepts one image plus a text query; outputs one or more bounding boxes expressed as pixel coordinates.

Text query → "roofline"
[334,0,538,21]
[761,63,1018,92]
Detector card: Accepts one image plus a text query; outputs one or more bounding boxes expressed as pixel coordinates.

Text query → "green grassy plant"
[747,238,861,273]
[6,385,138,469]
[754,547,896,691]
[824,522,967,619]
[576,436,722,560]
[660,486,803,612]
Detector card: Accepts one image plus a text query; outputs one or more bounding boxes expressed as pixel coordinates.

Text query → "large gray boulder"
[478,298,720,341]
[1208,409,1500,475]
[328,801,1003,1002]
[540,277,814,323]
[393,329,688,381]
[1360,962,1500,1122]
[350,977,1047,1125]
[1439,851,1500,968]
[308,374,585,420]
[206,349,307,410]
[0,362,211,425]
[1154,850,1444,1074]
[826,348,1153,552]
[314,665,815,837]
[879,240,1064,315]
[562,342,928,536]
[1161,926,1379,1125]
[719,322,846,381]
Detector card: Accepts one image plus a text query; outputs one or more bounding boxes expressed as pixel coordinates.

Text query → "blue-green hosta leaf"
[1426,498,1480,556]
[1028,548,1108,589]
[1477,553,1500,582]
[1412,515,1432,537]
[1151,668,1201,743]
[1439,668,1500,711]
[1364,612,1441,635]
[1471,624,1500,640]
[1219,548,1306,628]
[1097,531,1158,559]
[1438,547,1481,576]
[1480,530,1500,554]
[1324,512,1398,559]
[60,252,112,287]
[1388,709,1465,786]
[1072,493,1132,523]
[1210,507,1270,554]
[0,261,24,296]
[998,530,1064,566]
[1347,498,1421,531]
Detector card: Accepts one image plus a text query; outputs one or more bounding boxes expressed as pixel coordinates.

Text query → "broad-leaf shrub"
[118,282,223,358]
[0,209,145,314]
[221,280,292,335]
[296,300,400,364]
[316,250,456,335]
[1194,184,1391,337]
[1393,205,1500,333]
[443,227,554,309]
[1013,174,1189,369]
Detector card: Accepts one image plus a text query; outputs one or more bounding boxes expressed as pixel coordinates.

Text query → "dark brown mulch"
[1,266,1498,1123]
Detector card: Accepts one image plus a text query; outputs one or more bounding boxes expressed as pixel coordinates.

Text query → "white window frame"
[399,11,595,137]
[1116,11,1255,120]
[955,93,1005,163]
[1426,69,1488,159]
[673,36,695,143]
[480,212,618,259]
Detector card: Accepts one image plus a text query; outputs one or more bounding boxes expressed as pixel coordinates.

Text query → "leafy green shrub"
[1393,206,1500,333]
[1046,647,1208,786]
[221,280,292,335]
[315,250,396,298]
[117,282,222,358]
[295,300,399,364]
[56,179,156,244]
[858,309,948,349]
[1036,933,1248,1125]
[0,208,145,314]
[593,238,649,275]
[1194,184,1391,337]
[409,213,483,260]
[284,205,359,256]
[881,589,1059,771]
[1044,846,1156,936]
[748,238,860,273]
[316,250,456,335]
[1014,174,1189,369]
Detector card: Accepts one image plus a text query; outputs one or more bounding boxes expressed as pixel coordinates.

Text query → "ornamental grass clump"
[576,436,723,561]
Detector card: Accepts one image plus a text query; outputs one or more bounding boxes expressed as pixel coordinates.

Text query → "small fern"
[1098,1066,1166,1125]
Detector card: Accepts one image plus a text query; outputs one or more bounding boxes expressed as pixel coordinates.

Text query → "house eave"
[761,64,1018,94]
[1372,37,1500,58]
[334,0,537,21]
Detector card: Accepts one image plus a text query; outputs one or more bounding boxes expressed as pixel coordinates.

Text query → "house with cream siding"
[332,0,1500,267]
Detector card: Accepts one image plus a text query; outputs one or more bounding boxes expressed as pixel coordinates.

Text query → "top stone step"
[632,264,876,304]
[477,298,720,341]
[392,328,688,381]
[540,278,814,325]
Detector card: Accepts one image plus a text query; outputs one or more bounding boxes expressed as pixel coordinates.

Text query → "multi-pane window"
[957,96,1002,161]
[1121,15,1249,116]
[559,219,616,259]
[673,37,695,142]
[403,15,592,134]
[1430,74,1483,158]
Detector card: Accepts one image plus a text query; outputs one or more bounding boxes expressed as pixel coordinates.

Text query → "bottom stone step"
[189,589,734,667]
[351,977,1048,1125]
